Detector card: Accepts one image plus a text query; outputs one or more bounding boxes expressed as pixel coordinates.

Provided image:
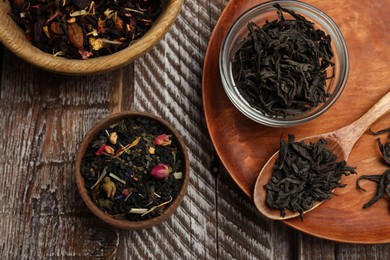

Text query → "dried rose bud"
[153,134,172,146]
[122,189,130,197]
[96,144,115,156]
[102,177,116,199]
[150,164,172,180]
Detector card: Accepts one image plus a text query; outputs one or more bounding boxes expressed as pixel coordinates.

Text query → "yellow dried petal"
[89,37,104,51]
[114,137,141,157]
[109,132,118,144]
[104,8,114,19]
[67,17,76,23]
[52,51,65,57]
[70,10,88,17]
[149,147,155,154]
[43,26,50,39]
[86,29,99,37]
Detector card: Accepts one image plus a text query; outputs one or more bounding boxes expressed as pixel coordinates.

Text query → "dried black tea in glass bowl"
[76,112,189,229]
[220,0,349,127]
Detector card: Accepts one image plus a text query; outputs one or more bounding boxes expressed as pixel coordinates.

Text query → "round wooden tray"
[203,0,390,243]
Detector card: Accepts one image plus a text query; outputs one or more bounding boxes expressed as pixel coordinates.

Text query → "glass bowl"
[219,0,349,127]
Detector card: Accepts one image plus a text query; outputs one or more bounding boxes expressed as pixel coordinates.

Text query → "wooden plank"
[0,49,123,258]
[217,168,295,259]
[298,233,390,260]
[115,0,221,257]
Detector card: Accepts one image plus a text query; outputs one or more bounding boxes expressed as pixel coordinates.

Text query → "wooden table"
[1,0,389,258]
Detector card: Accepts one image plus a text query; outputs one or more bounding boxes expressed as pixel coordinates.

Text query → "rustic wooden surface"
[0,0,389,259]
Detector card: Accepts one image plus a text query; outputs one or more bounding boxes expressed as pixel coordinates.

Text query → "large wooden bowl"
[75,111,190,230]
[0,0,182,75]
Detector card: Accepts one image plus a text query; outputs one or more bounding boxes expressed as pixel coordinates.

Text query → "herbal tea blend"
[264,135,356,220]
[356,127,390,211]
[80,117,184,221]
[9,0,162,59]
[231,3,334,117]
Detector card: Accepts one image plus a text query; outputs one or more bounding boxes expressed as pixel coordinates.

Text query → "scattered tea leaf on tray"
[356,127,390,212]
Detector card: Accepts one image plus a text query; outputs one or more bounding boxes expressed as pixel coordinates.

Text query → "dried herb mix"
[356,127,390,212]
[264,135,356,220]
[232,3,334,117]
[9,0,162,59]
[80,117,184,221]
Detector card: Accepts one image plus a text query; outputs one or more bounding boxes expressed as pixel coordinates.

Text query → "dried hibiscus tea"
[8,0,162,59]
[80,117,185,221]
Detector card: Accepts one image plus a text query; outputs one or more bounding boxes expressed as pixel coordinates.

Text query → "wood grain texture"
[0,50,123,258]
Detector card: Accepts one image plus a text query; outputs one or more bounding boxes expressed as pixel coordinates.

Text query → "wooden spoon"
[253,91,390,220]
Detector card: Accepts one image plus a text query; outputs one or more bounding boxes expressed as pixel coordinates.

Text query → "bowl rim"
[0,0,183,75]
[219,0,349,127]
[75,111,190,230]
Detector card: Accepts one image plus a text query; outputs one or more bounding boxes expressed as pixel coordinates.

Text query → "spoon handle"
[332,90,390,159]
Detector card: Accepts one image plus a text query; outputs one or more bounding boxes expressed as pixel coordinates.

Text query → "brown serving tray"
[203,0,390,243]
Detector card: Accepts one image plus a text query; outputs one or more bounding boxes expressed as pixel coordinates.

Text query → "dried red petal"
[96,144,114,156]
[78,49,93,60]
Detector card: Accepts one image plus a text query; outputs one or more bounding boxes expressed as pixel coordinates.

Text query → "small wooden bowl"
[0,0,182,75]
[75,111,190,230]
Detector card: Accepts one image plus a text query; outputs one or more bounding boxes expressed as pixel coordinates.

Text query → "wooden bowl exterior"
[75,111,190,230]
[0,0,182,75]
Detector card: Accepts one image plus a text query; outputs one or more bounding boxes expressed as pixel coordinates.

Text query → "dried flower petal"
[96,144,115,156]
[150,164,172,180]
[78,49,93,60]
[70,10,88,17]
[50,22,62,35]
[89,37,104,51]
[148,147,155,154]
[109,132,118,144]
[115,137,140,157]
[102,177,116,199]
[43,26,50,39]
[153,134,172,146]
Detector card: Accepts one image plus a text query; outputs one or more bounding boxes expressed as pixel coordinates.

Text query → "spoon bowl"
[253,90,390,220]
